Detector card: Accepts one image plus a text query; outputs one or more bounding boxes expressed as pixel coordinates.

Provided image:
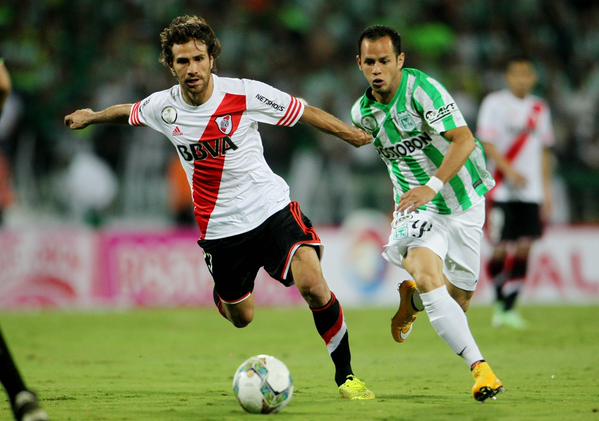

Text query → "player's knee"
[455,296,471,312]
[412,271,443,292]
[228,307,254,328]
[231,313,253,328]
[491,244,508,260]
[515,243,532,258]
[297,280,329,307]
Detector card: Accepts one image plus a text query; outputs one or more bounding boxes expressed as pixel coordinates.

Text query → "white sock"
[420,286,484,367]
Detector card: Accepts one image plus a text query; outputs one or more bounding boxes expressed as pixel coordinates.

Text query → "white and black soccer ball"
[232,354,293,414]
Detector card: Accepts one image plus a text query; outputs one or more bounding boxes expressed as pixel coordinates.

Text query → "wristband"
[425,176,444,194]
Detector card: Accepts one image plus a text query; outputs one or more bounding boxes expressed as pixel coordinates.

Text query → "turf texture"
[1,306,598,420]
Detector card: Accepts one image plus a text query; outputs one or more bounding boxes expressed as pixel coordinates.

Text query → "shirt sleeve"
[538,101,555,147]
[243,79,305,127]
[413,75,467,134]
[350,99,364,130]
[128,92,162,132]
[475,95,500,143]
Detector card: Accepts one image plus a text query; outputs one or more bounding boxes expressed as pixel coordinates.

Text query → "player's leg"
[403,247,484,365]
[391,272,475,344]
[499,238,532,329]
[290,246,374,400]
[390,280,422,343]
[446,201,505,400]
[487,202,513,326]
[0,329,48,421]
[403,247,503,401]
[494,202,541,329]
[445,280,474,312]
[488,242,509,324]
[263,202,373,399]
[218,294,256,328]
[200,233,260,329]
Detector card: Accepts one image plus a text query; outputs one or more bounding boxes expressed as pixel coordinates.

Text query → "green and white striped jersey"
[351,68,495,214]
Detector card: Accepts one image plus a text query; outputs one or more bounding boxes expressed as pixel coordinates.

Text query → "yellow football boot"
[472,361,504,402]
[338,375,375,400]
[391,280,420,343]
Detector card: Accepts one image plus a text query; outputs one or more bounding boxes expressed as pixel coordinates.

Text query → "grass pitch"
[1,305,598,420]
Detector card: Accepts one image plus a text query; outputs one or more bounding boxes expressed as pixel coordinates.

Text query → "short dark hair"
[358,25,402,56]
[506,54,533,68]
[159,15,222,68]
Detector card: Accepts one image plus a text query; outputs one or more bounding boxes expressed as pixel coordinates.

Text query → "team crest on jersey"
[361,115,378,132]
[215,115,233,135]
[161,106,177,124]
[393,110,416,131]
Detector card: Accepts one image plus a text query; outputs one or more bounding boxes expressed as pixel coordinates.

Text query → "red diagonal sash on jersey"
[488,101,544,199]
[193,94,246,239]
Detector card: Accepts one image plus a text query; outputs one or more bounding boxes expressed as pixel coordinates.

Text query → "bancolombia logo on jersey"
[376,133,432,160]
[176,136,238,161]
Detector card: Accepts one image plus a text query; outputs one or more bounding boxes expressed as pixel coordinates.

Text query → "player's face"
[170,40,214,105]
[357,37,404,103]
[506,61,537,98]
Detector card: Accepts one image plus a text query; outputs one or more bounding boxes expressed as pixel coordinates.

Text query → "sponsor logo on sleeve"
[255,93,285,112]
[161,106,178,124]
[424,102,457,124]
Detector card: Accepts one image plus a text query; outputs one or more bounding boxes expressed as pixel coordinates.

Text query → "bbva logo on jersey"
[176,136,238,162]
[215,115,233,135]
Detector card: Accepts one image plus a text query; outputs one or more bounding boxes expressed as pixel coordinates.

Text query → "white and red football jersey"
[476,90,554,203]
[129,74,305,239]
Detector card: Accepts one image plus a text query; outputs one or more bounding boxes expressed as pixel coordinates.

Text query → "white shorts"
[382,200,485,292]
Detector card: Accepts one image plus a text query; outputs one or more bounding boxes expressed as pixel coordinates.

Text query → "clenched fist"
[64,108,95,129]
[343,128,373,147]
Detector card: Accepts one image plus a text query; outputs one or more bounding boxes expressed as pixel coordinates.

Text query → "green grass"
[1,306,598,420]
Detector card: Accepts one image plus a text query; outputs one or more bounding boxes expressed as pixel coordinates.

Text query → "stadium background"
[0,0,598,309]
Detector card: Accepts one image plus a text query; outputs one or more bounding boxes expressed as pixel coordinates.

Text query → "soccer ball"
[232,354,294,414]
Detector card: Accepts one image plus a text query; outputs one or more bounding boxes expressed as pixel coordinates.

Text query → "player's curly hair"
[159,15,222,68]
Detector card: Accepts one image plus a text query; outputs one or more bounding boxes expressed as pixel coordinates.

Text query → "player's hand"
[64,108,95,130]
[398,186,437,213]
[506,169,527,188]
[343,128,373,147]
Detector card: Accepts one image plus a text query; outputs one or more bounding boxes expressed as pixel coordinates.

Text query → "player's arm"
[397,126,475,212]
[433,126,475,183]
[541,147,553,222]
[0,60,11,113]
[64,104,133,130]
[482,141,526,187]
[300,104,372,147]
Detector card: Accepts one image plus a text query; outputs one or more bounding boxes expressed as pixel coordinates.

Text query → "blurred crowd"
[0,0,598,227]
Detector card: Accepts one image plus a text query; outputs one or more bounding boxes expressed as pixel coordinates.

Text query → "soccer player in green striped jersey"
[352,25,503,402]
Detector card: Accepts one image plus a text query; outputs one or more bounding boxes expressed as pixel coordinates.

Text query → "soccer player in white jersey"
[477,56,554,329]
[65,15,374,400]
[0,58,49,421]
[351,25,503,402]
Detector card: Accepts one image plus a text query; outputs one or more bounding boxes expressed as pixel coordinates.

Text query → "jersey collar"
[364,69,408,111]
